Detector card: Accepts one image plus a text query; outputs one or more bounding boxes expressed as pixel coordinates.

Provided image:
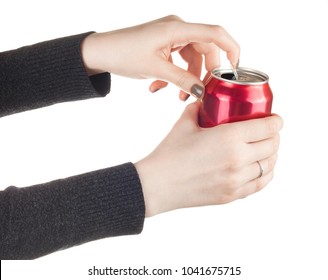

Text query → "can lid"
[212,67,269,85]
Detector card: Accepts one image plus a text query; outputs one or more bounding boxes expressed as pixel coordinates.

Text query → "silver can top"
[212,67,269,85]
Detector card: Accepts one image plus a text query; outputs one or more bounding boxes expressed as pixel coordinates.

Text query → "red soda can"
[198,67,273,128]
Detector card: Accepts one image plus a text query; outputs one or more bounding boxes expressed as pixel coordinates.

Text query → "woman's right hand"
[135,102,283,217]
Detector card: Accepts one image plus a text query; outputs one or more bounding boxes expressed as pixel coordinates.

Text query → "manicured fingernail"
[190,84,204,99]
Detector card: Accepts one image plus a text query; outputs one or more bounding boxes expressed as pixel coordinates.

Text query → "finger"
[179,90,190,101]
[202,71,212,85]
[171,22,240,67]
[177,101,201,129]
[179,42,220,82]
[204,45,220,71]
[227,115,284,143]
[238,154,278,184]
[149,80,168,93]
[154,59,204,99]
[236,170,274,199]
[226,154,277,191]
[179,44,203,79]
[246,135,280,164]
[178,44,203,100]
[191,42,221,71]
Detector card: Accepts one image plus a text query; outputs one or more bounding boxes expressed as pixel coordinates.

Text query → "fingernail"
[190,84,204,99]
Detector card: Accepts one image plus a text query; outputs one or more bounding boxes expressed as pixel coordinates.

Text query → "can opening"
[221,73,237,81]
[212,68,269,85]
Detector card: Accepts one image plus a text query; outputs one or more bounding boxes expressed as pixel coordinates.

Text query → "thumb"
[176,101,201,131]
[156,60,204,99]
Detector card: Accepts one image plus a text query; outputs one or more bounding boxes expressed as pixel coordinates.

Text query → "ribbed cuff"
[0,32,111,117]
[0,163,145,259]
[73,163,146,242]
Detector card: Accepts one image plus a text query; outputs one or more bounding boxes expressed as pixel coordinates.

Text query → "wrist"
[135,157,160,218]
[135,152,192,218]
[81,32,106,76]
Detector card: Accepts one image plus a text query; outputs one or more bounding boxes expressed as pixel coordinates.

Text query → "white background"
[1,0,327,279]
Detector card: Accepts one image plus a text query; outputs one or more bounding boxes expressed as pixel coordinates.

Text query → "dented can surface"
[198,67,273,128]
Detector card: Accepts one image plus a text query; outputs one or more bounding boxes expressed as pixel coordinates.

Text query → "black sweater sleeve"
[0,33,145,259]
[0,32,110,117]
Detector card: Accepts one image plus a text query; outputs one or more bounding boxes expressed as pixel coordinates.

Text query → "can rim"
[211,67,269,85]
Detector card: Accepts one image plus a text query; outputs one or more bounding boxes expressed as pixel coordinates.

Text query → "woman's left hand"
[81,15,240,100]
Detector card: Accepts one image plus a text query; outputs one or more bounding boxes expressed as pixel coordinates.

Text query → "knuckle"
[211,25,225,37]
[235,42,241,53]
[176,73,189,90]
[162,15,183,31]
[210,174,241,204]
[224,148,244,172]
[227,179,240,193]
[272,134,280,151]
[156,15,184,39]
[265,117,281,137]
[165,15,183,22]
[214,188,238,205]
[214,194,232,205]
[223,175,240,192]
[227,157,241,172]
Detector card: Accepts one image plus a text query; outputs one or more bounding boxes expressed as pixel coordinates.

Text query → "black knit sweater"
[0,33,145,259]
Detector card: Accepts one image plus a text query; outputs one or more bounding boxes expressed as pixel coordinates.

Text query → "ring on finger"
[256,161,264,178]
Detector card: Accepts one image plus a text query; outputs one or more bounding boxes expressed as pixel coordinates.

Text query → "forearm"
[0,32,110,117]
[0,163,145,259]
[0,33,146,259]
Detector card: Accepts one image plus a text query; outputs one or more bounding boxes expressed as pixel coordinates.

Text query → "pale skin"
[81,15,239,100]
[81,15,283,217]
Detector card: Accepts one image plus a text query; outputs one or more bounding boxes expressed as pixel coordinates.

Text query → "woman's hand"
[81,15,240,100]
[135,102,283,217]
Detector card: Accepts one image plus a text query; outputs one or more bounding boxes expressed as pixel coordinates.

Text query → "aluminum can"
[198,67,273,128]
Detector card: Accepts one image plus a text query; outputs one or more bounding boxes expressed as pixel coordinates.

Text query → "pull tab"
[230,58,240,80]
